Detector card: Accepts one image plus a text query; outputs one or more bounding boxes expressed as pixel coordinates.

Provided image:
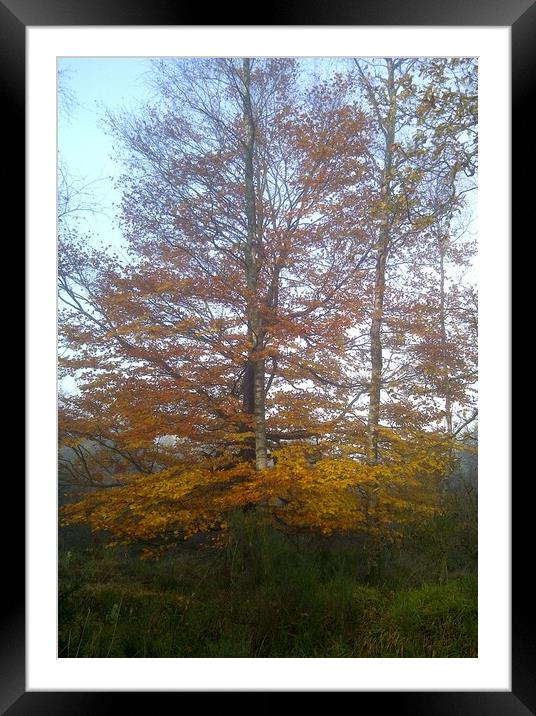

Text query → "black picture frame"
[8,0,523,710]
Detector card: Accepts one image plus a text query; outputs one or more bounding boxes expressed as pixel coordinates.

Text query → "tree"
[352,57,477,457]
[59,57,476,553]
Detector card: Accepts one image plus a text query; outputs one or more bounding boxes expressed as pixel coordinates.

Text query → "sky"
[58,58,153,252]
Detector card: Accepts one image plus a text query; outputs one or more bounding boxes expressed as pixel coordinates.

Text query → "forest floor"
[58,514,477,658]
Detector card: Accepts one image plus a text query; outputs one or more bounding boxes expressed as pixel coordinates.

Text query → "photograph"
[57,55,479,659]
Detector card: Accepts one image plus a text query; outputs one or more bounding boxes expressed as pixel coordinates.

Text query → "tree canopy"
[59,57,477,554]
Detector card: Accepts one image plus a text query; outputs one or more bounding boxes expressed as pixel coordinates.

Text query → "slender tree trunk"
[239,360,256,461]
[242,58,268,470]
[367,244,388,464]
[438,237,453,435]
[367,59,396,465]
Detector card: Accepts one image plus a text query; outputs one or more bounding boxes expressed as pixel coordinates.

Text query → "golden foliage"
[61,430,451,548]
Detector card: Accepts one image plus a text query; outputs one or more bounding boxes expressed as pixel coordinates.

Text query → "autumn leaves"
[59,58,477,546]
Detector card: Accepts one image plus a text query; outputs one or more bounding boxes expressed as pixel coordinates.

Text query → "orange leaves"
[60,430,449,551]
[59,59,376,475]
[58,58,476,554]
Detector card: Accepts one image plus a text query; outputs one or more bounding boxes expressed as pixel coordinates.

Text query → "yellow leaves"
[223,431,255,444]
[411,215,436,231]
[60,427,450,552]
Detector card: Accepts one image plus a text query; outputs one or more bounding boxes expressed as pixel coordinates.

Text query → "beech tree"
[352,57,477,456]
[59,57,477,552]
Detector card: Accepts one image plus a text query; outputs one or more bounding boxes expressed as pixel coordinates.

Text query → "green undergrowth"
[59,513,477,658]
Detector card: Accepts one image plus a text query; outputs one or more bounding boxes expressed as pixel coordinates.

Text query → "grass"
[59,513,477,658]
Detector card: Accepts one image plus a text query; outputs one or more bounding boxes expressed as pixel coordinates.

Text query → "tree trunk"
[367,244,388,464]
[239,360,256,461]
[242,58,268,471]
[366,59,396,465]
[438,236,453,435]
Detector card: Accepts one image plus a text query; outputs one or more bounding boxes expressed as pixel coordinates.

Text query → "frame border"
[9,0,523,711]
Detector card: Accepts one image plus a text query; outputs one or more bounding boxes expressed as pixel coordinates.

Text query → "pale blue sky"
[58,58,153,249]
